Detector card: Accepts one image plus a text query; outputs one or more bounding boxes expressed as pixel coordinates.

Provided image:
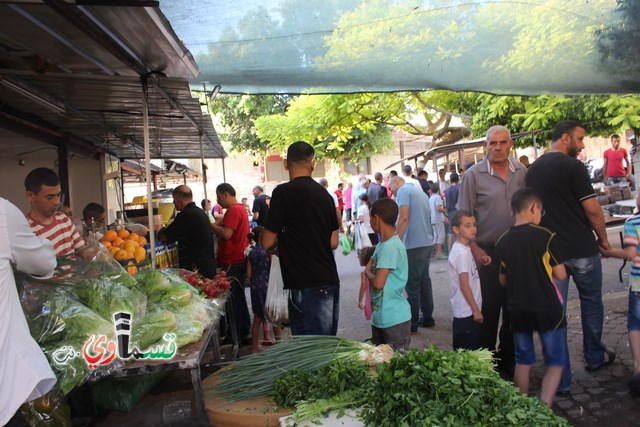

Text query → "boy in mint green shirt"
[365,198,411,352]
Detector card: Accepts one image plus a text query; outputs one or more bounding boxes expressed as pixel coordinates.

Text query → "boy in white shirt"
[448,210,483,350]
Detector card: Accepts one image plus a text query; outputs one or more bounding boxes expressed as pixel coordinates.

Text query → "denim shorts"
[513,327,567,367]
[628,289,640,332]
[289,284,340,336]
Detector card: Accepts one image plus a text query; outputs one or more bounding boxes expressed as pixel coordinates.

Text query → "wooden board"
[202,370,292,427]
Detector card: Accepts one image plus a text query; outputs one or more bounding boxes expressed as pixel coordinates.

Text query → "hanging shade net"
[160,0,640,96]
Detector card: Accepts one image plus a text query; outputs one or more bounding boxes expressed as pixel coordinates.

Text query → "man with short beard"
[527,120,614,395]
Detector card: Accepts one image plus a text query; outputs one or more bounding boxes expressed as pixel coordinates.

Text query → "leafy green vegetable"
[73,280,147,322]
[214,336,385,402]
[100,271,137,288]
[48,295,113,342]
[131,309,177,350]
[135,270,171,294]
[148,286,193,307]
[44,340,91,395]
[272,360,370,407]
[173,316,204,348]
[361,346,569,427]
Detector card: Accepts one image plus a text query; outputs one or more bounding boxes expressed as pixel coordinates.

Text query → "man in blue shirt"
[389,176,435,333]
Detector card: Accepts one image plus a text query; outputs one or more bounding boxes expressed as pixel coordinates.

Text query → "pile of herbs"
[214,336,390,401]
[363,346,568,426]
[272,360,370,422]
[273,345,569,426]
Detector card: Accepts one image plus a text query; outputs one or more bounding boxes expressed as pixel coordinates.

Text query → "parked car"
[585,158,604,183]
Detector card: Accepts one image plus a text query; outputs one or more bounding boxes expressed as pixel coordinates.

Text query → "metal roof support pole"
[432,150,437,179]
[142,82,156,268]
[222,158,226,183]
[199,131,207,204]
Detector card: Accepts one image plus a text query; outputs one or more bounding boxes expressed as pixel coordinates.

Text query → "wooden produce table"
[202,369,292,427]
[90,325,220,418]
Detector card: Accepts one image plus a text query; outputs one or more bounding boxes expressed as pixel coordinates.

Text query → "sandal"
[585,348,616,371]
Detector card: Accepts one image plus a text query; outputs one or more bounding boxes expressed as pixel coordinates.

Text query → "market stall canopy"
[0,1,225,159]
[384,130,541,170]
[160,0,640,95]
[121,159,199,184]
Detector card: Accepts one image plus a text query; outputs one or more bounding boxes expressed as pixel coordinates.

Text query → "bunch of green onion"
[211,336,389,401]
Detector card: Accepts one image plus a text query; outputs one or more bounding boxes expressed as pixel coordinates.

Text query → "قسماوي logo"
[51,312,177,369]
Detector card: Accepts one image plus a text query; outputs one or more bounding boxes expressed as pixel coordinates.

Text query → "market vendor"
[25,167,86,257]
[1,197,57,426]
[158,185,216,279]
[81,202,106,242]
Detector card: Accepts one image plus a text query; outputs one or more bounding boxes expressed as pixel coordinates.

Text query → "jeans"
[405,246,434,330]
[289,284,340,335]
[555,254,607,390]
[222,263,252,340]
[476,243,514,368]
[452,315,482,351]
[607,176,627,186]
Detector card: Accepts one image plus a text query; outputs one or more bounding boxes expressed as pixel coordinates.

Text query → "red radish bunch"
[178,269,231,299]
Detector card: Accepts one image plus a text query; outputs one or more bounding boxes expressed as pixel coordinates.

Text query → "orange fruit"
[134,247,147,263]
[100,240,112,248]
[109,246,120,256]
[114,249,130,261]
[125,239,139,247]
[126,261,138,275]
[104,229,117,242]
[127,233,139,242]
[112,237,124,247]
[138,236,147,246]
[117,229,130,239]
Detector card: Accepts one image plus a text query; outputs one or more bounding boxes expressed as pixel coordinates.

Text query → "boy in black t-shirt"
[495,188,567,408]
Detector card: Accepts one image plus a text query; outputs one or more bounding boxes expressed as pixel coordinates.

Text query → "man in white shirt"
[1,198,57,426]
[402,165,423,191]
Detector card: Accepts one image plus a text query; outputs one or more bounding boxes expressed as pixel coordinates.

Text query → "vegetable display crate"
[202,370,292,427]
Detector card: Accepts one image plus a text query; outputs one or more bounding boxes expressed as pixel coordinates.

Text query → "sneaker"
[410,328,418,335]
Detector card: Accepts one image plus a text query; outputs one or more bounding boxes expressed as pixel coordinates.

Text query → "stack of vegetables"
[211,337,569,426]
[17,246,227,396]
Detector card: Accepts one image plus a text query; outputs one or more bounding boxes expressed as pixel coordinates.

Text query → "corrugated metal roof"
[0,1,226,159]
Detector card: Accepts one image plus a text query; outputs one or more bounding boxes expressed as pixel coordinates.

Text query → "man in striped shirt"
[25,168,85,257]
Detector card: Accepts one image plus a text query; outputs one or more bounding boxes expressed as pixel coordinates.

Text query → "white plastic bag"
[264,255,289,327]
[354,222,372,251]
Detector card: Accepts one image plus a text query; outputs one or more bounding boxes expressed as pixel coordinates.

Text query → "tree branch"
[410,91,474,119]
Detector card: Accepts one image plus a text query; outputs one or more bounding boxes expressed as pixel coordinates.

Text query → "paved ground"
[91,227,639,426]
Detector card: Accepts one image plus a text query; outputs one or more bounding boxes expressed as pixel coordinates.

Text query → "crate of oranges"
[100,228,149,274]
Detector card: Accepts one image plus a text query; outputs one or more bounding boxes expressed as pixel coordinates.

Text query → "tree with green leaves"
[208,94,289,156]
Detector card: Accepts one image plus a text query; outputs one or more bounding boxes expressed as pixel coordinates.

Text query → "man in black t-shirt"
[526,120,615,394]
[251,185,270,226]
[261,141,340,336]
[158,185,216,278]
[367,172,388,206]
